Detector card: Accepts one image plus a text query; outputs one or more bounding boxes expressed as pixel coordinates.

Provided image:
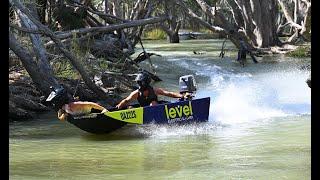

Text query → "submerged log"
[9,100,34,120]
[9,72,50,120]
[10,94,49,112]
[133,52,161,64]
[8,71,123,121]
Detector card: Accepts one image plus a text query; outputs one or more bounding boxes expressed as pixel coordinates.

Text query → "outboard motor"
[179,75,197,100]
[46,86,71,111]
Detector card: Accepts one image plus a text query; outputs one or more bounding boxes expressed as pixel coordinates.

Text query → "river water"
[9,39,311,179]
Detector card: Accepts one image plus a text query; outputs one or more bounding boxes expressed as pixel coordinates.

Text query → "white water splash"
[134,123,221,138]
[211,83,287,125]
[209,68,310,126]
[257,70,310,105]
[137,57,310,137]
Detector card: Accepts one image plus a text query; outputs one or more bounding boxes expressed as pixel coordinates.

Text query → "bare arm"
[116,90,139,109]
[154,88,183,98]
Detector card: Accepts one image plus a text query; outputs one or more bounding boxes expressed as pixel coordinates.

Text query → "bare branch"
[66,2,125,23]
[129,0,143,20]
[194,0,216,18]
[176,0,225,33]
[277,0,294,22]
[55,16,168,40]
[9,23,42,34]
[10,0,111,100]
[225,0,245,28]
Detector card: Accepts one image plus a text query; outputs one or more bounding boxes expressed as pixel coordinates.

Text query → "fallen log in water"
[8,71,123,121]
[9,72,49,121]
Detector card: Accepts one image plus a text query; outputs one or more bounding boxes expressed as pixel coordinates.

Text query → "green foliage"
[144,28,167,40]
[199,28,214,34]
[287,46,311,58]
[52,33,88,79]
[53,61,79,79]
[70,33,85,59]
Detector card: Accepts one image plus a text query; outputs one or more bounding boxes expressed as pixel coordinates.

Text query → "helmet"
[135,72,151,90]
[46,86,70,111]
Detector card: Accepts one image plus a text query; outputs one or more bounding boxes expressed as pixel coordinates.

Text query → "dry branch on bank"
[11,0,149,102]
[10,0,166,81]
[54,16,168,40]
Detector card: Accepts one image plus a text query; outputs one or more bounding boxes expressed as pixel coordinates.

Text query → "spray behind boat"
[179,75,197,100]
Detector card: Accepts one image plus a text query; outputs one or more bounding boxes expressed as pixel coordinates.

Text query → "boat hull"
[66,97,210,134]
[66,114,127,134]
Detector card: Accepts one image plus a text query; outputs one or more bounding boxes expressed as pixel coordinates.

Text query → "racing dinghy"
[65,97,210,134]
[47,75,210,134]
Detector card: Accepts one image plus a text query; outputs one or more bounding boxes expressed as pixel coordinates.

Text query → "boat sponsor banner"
[105,107,144,124]
[143,97,210,124]
[164,101,194,123]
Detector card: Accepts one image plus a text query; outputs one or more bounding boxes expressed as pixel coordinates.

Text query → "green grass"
[287,46,311,58]
[144,28,167,40]
[52,34,89,79]
[53,60,79,79]
[198,28,214,34]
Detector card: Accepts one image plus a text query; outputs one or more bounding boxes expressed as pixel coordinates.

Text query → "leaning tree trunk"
[13,3,59,95]
[10,0,111,101]
[10,0,168,102]
[9,33,59,95]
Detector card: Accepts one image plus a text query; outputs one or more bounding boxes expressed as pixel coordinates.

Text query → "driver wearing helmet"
[46,86,108,121]
[116,72,187,109]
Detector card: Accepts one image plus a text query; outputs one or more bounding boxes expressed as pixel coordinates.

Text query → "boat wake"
[116,58,310,138]
[195,62,310,127]
[108,122,223,138]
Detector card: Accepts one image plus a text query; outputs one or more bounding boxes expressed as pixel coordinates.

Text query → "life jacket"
[137,86,158,107]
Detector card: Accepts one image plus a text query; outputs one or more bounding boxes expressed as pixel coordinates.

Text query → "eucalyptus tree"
[157,0,182,43]
[176,0,310,51]
[177,0,280,49]
[277,0,311,42]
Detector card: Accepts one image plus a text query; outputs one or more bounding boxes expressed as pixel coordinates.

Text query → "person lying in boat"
[116,72,190,109]
[57,101,108,121]
[46,86,108,121]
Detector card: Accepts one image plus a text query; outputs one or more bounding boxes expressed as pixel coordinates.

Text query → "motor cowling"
[179,75,197,94]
